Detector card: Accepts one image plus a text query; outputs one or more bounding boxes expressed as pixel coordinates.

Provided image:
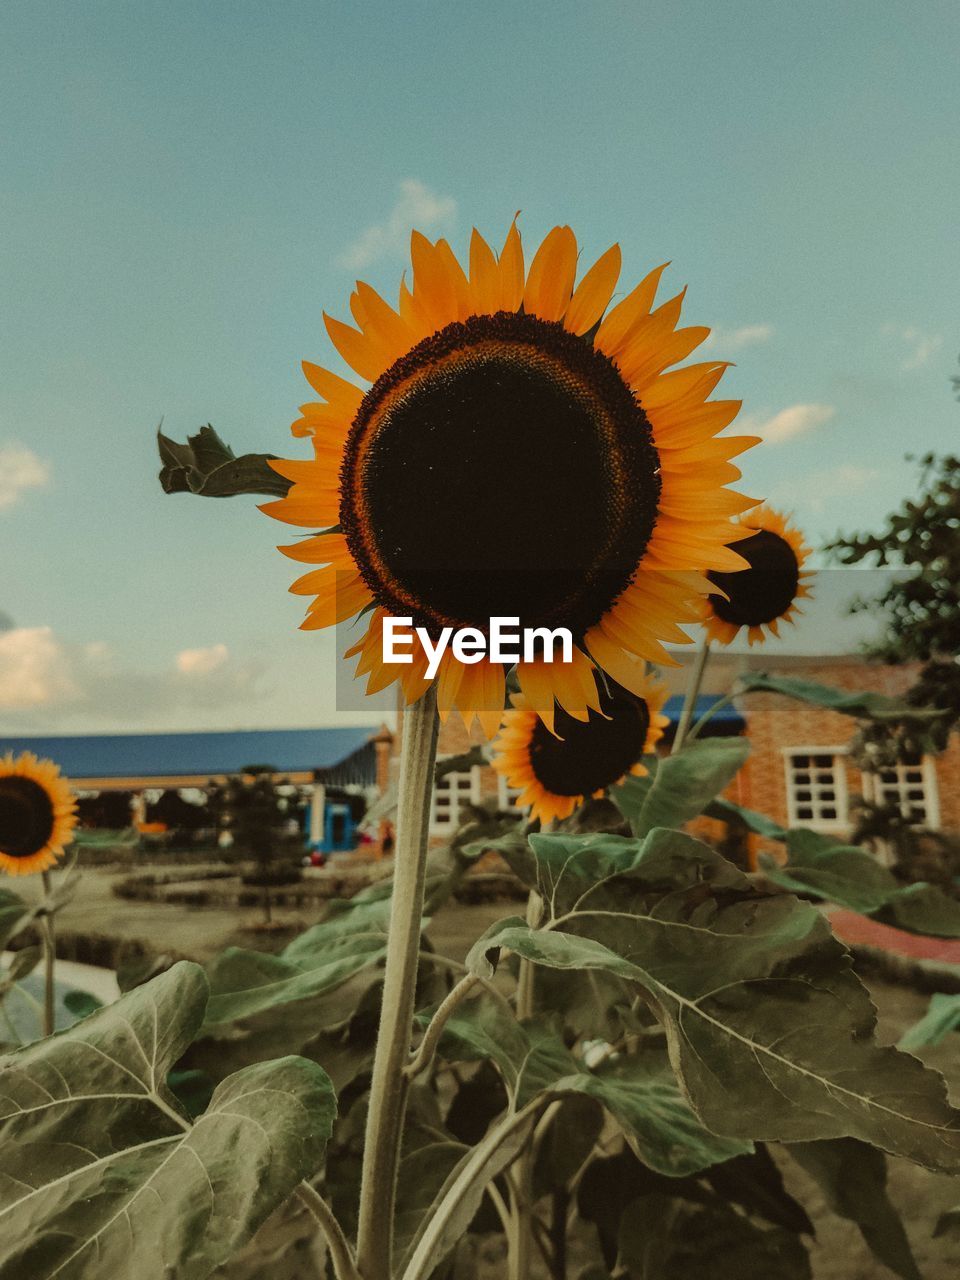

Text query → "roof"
[662,694,745,732]
[0,727,378,784]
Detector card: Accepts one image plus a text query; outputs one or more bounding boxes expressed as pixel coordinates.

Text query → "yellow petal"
[564,244,621,335]
[523,225,578,322]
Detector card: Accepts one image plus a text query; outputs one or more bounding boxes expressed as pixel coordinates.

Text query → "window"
[497,774,528,813]
[864,754,939,828]
[784,749,849,830]
[430,762,480,833]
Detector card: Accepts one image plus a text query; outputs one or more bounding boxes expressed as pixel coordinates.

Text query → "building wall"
[394,651,959,848]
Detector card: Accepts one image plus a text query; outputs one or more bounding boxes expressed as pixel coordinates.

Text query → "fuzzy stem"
[356,685,439,1280]
[296,1183,361,1280]
[404,973,479,1080]
[671,639,711,754]
[509,889,543,1280]
[41,870,56,1037]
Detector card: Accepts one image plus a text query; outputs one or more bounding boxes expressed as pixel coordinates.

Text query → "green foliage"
[468,828,960,1171]
[899,991,960,1051]
[737,671,947,724]
[706,794,960,937]
[7,709,959,1277]
[157,426,290,499]
[611,737,750,836]
[0,962,336,1279]
[827,451,960,748]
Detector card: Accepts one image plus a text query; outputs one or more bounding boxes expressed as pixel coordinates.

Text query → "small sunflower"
[702,505,812,645]
[0,752,78,877]
[263,221,757,735]
[491,669,669,824]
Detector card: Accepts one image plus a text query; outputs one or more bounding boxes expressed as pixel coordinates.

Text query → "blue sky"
[2,0,957,732]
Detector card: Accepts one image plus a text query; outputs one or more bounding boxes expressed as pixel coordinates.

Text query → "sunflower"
[491,667,669,824]
[702,505,812,645]
[0,752,78,877]
[263,221,758,736]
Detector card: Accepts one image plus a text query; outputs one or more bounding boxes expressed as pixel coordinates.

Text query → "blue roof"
[663,694,745,729]
[0,727,376,781]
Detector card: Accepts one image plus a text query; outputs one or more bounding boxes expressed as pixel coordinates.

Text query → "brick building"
[391,652,957,852]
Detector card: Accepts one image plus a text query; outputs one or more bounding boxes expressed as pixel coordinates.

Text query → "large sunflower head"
[0,752,78,877]
[263,220,757,735]
[491,667,669,825]
[702,505,812,646]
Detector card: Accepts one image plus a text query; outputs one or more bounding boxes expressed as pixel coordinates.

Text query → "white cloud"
[0,443,50,511]
[703,324,773,353]
[0,627,263,729]
[883,325,943,371]
[740,402,835,445]
[176,643,230,676]
[0,626,78,708]
[335,179,457,270]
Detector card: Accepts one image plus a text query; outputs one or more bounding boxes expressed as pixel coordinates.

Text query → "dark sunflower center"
[707,529,800,627]
[340,311,661,637]
[528,685,651,797]
[0,776,55,860]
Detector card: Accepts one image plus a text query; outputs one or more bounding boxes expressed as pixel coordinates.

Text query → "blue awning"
[663,694,745,732]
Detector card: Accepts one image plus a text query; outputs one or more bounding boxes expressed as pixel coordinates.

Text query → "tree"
[208,765,304,924]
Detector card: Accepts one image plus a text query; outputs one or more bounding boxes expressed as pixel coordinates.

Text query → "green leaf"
[433,987,749,1176]
[899,992,960,1051]
[202,905,389,1034]
[611,738,750,837]
[468,829,960,1172]
[711,798,960,938]
[62,988,104,1020]
[394,1140,470,1270]
[532,1094,604,1195]
[0,961,337,1279]
[738,672,947,723]
[552,1054,751,1176]
[788,1138,920,1280]
[761,835,960,937]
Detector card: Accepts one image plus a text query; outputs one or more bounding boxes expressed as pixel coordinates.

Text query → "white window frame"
[782,746,850,833]
[862,754,940,830]
[430,758,482,834]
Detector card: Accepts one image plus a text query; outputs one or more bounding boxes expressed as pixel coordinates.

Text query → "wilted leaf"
[0,961,337,1279]
[468,828,960,1172]
[788,1138,920,1280]
[612,738,750,837]
[157,426,289,499]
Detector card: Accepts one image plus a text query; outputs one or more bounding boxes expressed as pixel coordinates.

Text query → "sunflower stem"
[671,639,711,754]
[356,685,439,1280]
[687,686,739,743]
[509,889,542,1280]
[40,870,56,1037]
